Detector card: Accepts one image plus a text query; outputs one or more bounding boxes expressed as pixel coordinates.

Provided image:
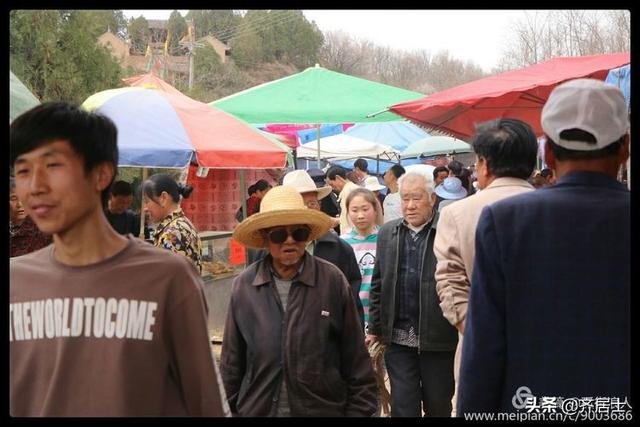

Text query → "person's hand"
[331,216,340,228]
[365,334,378,348]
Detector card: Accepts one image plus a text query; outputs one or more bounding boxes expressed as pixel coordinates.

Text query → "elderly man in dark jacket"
[222,186,377,417]
[367,171,458,417]
[247,170,365,328]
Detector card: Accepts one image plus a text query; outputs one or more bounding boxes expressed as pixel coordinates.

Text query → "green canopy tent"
[211,65,424,167]
[10,71,40,123]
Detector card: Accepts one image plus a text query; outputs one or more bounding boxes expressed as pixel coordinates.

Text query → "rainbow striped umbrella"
[82,74,289,169]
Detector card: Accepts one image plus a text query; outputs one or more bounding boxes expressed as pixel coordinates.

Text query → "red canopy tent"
[389,53,630,140]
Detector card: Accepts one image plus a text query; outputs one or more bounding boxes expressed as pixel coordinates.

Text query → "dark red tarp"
[389,53,630,140]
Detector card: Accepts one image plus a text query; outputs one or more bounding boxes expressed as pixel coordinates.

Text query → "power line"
[211,11,299,43]
[210,10,298,41]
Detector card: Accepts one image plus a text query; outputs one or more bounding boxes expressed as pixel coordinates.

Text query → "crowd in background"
[9,78,630,417]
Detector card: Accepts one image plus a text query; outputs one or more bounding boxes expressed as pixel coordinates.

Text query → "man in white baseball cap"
[458,78,630,414]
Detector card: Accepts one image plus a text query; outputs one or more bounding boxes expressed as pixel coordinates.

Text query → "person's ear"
[430,192,437,206]
[543,139,556,170]
[160,191,171,207]
[618,134,630,165]
[93,162,115,194]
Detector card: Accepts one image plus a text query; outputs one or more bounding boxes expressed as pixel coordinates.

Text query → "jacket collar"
[393,210,439,235]
[252,252,316,287]
[484,176,534,191]
[556,171,627,190]
[153,207,185,239]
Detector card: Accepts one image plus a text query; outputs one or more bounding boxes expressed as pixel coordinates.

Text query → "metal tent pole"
[316,124,321,169]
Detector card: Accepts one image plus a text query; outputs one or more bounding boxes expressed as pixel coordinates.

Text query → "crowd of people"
[9,78,630,417]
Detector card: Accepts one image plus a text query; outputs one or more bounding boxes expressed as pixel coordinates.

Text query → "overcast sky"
[122,9,531,72]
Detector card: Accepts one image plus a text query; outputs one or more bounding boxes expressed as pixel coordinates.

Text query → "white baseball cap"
[541,78,629,151]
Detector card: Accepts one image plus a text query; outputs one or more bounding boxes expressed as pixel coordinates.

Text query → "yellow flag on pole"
[164,30,170,57]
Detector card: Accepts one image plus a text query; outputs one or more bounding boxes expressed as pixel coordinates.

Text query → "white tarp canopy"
[296,133,399,161]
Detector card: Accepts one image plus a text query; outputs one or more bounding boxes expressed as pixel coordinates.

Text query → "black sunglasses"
[265,226,311,244]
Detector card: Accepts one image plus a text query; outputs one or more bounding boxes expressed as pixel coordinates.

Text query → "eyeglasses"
[265,226,311,244]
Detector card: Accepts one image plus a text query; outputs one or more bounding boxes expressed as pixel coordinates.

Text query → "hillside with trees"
[10,9,630,106]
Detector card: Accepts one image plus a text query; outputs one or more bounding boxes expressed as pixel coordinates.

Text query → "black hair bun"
[179,183,194,199]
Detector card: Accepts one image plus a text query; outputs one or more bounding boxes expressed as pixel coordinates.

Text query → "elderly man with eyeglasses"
[221,185,378,417]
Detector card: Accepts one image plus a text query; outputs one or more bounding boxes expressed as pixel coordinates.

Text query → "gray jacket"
[368,216,458,352]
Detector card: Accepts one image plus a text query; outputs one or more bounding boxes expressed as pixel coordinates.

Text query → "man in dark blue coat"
[458,79,630,415]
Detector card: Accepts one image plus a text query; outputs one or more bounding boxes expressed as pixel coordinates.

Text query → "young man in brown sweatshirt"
[9,102,229,417]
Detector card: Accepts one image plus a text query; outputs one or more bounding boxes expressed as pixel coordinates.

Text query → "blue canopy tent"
[330,121,429,174]
[605,64,630,109]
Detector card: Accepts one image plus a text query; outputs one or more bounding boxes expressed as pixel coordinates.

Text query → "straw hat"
[233,185,334,248]
[364,176,386,192]
[282,170,333,200]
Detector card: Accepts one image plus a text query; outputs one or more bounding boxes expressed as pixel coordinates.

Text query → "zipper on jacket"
[271,278,287,414]
[417,226,434,354]
[391,227,400,337]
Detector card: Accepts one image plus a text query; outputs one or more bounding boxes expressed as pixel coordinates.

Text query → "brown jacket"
[434,177,534,327]
[220,253,377,417]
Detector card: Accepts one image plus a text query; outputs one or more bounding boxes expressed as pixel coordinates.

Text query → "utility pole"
[180,20,203,91]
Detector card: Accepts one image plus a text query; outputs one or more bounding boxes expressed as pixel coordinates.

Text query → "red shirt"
[10,216,52,257]
[246,195,262,217]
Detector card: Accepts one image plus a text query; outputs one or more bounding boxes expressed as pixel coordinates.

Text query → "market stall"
[211,64,424,167]
[82,73,292,340]
[387,52,630,140]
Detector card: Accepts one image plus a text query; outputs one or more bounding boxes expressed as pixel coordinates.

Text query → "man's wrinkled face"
[10,188,27,224]
[325,176,345,193]
[434,171,449,186]
[400,177,433,227]
[264,224,310,268]
[301,192,321,211]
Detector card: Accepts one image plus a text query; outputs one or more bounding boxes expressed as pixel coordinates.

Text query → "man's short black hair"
[470,118,538,180]
[10,102,119,206]
[387,164,406,179]
[326,165,347,180]
[546,129,624,161]
[447,160,463,176]
[254,179,271,192]
[353,158,368,172]
[248,184,257,196]
[110,180,133,197]
[433,165,449,180]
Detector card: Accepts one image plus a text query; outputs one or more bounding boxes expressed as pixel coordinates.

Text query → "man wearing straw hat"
[221,185,378,417]
[247,169,365,329]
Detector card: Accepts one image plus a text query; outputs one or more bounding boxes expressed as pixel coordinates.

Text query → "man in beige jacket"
[433,118,539,416]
